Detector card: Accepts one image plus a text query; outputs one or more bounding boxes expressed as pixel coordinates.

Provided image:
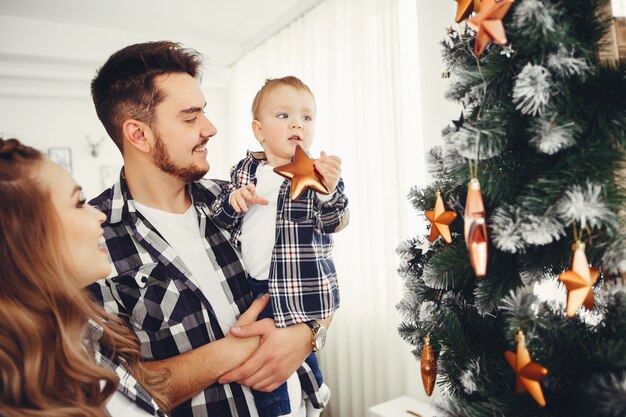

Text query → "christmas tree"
[397,0,626,416]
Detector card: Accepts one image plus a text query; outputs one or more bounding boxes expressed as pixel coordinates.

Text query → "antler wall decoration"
[86,135,106,157]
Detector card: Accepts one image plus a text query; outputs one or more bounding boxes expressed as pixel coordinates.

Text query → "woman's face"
[38,159,111,287]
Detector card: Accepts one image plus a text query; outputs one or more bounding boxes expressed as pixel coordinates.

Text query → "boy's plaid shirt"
[87,171,325,417]
[210,151,349,327]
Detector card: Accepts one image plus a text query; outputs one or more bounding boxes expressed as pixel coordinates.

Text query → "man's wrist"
[305,320,327,352]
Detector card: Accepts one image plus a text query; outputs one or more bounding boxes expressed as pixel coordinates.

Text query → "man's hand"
[229,183,269,212]
[314,151,342,194]
[223,293,269,352]
[217,320,311,392]
[141,294,270,408]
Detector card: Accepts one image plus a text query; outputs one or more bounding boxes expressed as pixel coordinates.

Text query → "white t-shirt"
[134,200,306,417]
[240,164,284,281]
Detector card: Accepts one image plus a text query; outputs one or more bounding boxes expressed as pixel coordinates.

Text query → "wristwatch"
[305,320,327,352]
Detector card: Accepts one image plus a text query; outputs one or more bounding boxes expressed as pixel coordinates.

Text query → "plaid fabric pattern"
[86,322,165,416]
[210,151,349,328]
[88,170,326,416]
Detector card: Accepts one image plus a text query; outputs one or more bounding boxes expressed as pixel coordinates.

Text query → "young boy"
[210,76,349,417]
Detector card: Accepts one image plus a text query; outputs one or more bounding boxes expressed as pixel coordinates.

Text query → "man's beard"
[152,132,208,183]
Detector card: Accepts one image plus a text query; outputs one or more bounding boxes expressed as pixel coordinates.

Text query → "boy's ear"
[252,119,265,144]
[122,119,151,154]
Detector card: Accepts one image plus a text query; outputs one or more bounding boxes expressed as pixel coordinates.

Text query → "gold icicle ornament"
[464,178,488,277]
[420,334,437,396]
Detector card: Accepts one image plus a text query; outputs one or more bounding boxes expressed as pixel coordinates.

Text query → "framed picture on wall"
[48,147,72,174]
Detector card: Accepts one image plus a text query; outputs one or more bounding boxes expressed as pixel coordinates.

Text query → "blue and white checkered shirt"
[86,321,165,416]
[87,170,325,417]
[210,151,349,327]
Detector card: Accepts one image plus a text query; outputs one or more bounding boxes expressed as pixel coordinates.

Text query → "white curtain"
[228,0,424,415]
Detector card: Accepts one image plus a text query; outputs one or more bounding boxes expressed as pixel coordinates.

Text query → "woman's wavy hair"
[0,138,170,416]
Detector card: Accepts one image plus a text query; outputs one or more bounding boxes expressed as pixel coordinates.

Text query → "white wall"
[0,14,233,199]
[415,0,459,171]
[0,88,230,199]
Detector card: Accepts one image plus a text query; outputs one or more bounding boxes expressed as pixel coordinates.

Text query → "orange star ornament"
[424,192,457,244]
[455,0,482,23]
[505,330,548,407]
[464,178,488,277]
[558,242,599,318]
[273,145,330,201]
[467,0,514,56]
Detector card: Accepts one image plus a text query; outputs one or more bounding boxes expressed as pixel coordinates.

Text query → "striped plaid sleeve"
[315,177,349,234]
[209,159,248,231]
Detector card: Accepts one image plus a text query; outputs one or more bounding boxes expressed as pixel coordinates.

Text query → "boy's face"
[252,85,316,166]
[147,72,217,182]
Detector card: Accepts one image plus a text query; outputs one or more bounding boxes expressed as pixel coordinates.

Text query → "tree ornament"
[464,178,488,277]
[505,330,548,407]
[424,191,458,244]
[558,241,599,318]
[455,0,482,23]
[414,240,432,255]
[273,144,330,200]
[467,0,514,56]
[420,334,437,396]
[452,112,465,131]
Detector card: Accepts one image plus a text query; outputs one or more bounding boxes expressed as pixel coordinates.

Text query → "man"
[88,41,329,416]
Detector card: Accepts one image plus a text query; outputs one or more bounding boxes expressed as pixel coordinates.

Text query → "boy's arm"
[313,152,349,233]
[209,164,246,230]
[315,177,350,233]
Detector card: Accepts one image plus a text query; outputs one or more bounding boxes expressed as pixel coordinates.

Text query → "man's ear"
[122,119,151,154]
[252,119,264,145]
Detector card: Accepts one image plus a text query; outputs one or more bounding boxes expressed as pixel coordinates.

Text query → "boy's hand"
[314,151,342,194]
[229,183,269,212]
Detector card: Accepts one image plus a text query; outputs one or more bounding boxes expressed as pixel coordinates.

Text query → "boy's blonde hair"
[251,76,315,120]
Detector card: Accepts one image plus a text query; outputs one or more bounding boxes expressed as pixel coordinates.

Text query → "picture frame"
[48,147,72,174]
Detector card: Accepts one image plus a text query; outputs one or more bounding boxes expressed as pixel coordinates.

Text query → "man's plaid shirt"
[86,321,165,416]
[87,171,325,417]
[210,151,349,328]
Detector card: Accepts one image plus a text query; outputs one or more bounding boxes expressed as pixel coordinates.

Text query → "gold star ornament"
[455,0,482,23]
[467,0,514,56]
[424,192,457,244]
[505,330,548,407]
[273,145,330,201]
[558,242,599,318]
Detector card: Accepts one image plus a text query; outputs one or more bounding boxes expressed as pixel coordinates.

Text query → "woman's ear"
[252,119,265,145]
[122,119,151,154]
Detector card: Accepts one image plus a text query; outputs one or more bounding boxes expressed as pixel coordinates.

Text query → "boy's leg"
[247,277,292,417]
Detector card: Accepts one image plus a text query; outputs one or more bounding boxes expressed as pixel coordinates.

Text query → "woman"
[0,137,170,417]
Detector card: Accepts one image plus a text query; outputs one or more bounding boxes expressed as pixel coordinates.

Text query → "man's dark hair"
[91,41,203,152]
